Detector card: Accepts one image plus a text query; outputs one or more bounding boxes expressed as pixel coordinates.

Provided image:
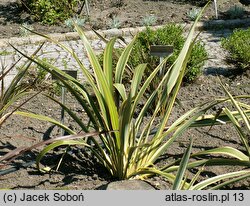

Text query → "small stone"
[92,174,98,180]
[105,180,155,190]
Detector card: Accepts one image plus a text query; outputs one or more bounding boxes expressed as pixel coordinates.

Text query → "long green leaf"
[193,146,249,161]
[36,139,88,172]
[190,169,250,190]
[15,111,75,134]
[115,36,137,84]
[75,24,119,133]
[210,172,250,190]
[103,37,116,91]
[130,64,147,98]
[173,139,193,190]
[223,107,250,156]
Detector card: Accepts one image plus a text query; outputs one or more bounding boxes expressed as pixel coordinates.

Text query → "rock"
[104,180,155,190]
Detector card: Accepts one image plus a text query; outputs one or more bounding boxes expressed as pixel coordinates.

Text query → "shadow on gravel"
[204,66,244,77]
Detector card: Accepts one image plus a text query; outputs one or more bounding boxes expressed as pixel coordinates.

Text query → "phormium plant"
[10,3,250,187]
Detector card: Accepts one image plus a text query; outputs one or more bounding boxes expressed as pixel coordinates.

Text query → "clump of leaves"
[141,14,157,26]
[134,24,207,83]
[20,0,82,25]
[187,8,201,21]
[19,23,34,37]
[13,10,211,181]
[65,17,86,31]
[109,16,122,29]
[0,49,41,127]
[226,5,246,19]
[221,28,250,71]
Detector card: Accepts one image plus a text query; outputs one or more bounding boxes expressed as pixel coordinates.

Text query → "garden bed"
[0,73,250,189]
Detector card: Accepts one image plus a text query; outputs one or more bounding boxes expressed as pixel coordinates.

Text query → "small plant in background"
[109,16,122,29]
[187,8,201,21]
[221,27,250,71]
[19,23,34,37]
[102,23,207,83]
[100,23,208,83]
[185,42,207,82]
[226,5,246,19]
[65,17,86,31]
[20,0,82,25]
[141,14,157,26]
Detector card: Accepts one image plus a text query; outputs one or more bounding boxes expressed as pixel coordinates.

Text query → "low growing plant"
[109,16,122,29]
[226,5,246,19]
[20,0,82,24]
[19,23,34,37]
[65,17,86,31]
[141,14,157,26]
[221,28,250,71]
[187,8,201,21]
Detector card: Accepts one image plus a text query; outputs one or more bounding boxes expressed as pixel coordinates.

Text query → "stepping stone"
[105,180,155,190]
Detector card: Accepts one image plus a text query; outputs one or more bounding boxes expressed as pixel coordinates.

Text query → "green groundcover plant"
[7,3,250,188]
[221,27,250,71]
[20,0,82,25]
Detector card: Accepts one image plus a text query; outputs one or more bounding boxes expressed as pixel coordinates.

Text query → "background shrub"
[21,0,81,24]
[221,28,250,71]
[132,25,207,82]
[100,24,207,83]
